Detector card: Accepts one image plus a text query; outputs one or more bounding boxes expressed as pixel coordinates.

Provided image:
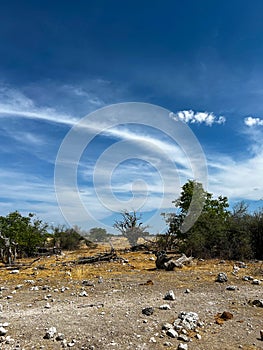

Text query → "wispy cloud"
[244,116,263,126]
[0,85,78,126]
[170,110,226,126]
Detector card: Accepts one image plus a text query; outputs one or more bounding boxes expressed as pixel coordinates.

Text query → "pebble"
[252,279,261,285]
[215,272,228,283]
[242,276,254,281]
[226,285,237,291]
[178,343,188,350]
[142,307,154,316]
[43,327,57,339]
[166,329,178,338]
[178,334,190,342]
[164,341,173,346]
[164,290,175,301]
[249,299,263,307]
[159,304,171,310]
[0,327,8,336]
[162,323,174,330]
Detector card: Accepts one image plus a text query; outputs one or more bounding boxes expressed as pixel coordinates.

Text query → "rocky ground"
[0,243,262,350]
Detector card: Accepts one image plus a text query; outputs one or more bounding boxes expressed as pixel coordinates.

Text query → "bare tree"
[113,211,149,247]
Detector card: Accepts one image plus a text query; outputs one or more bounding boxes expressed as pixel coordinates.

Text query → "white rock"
[166,329,178,338]
[149,337,156,343]
[178,343,188,350]
[159,304,171,310]
[164,290,175,301]
[162,323,174,330]
[15,284,23,290]
[0,327,7,336]
[44,326,57,339]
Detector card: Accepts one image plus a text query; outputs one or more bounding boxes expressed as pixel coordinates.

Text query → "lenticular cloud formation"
[170,110,226,126]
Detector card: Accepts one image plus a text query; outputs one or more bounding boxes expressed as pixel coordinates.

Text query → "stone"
[184,289,190,294]
[260,330,263,341]
[15,284,23,290]
[5,335,15,344]
[0,327,7,336]
[164,290,175,300]
[82,280,95,287]
[162,323,174,330]
[178,334,190,342]
[178,343,188,350]
[252,279,261,285]
[43,326,57,339]
[177,311,199,330]
[226,285,237,291]
[215,272,228,283]
[236,261,247,268]
[159,304,171,310]
[56,333,65,341]
[249,299,263,307]
[196,334,202,340]
[215,311,233,324]
[30,286,39,291]
[166,329,178,338]
[79,291,88,297]
[142,307,154,316]
[242,275,253,281]
[164,341,173,346]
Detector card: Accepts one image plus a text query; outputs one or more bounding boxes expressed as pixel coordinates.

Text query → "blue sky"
[0,0,263,233]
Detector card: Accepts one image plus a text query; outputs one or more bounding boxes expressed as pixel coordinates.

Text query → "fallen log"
[77,250,122,264]
[155,251,193,270]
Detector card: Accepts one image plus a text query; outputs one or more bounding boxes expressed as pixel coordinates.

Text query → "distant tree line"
[0,212,94,263]
[158,180,263,260]
[0,181,262,263]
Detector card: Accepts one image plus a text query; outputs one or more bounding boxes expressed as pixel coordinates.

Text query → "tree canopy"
[160,180,263,259]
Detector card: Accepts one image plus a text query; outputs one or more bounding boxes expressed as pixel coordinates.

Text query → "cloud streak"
[0,85,78,126]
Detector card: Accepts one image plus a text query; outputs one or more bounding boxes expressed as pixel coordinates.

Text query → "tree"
[160,180,231,257]
[249,209,263,260]
[51,225,87,250]
[0,211,48,261]
[113,211,149,246]
[88,227,111,242]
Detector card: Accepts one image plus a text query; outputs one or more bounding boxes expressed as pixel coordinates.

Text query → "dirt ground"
[0,240,262,350]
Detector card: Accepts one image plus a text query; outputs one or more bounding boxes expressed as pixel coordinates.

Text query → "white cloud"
[207,150,263,202]
[244,116,263,126]
[0,85,78,126]
[170,110,226,126]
